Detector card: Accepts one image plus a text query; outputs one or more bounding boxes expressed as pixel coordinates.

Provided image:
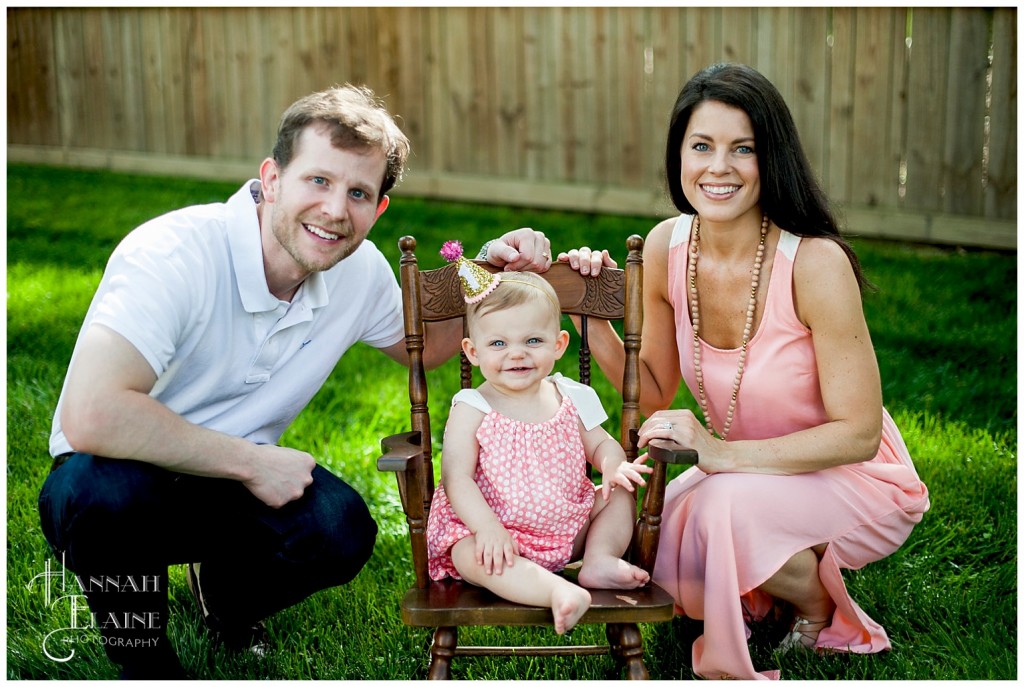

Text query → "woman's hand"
[638,410,730,473]
[558,246,617,277]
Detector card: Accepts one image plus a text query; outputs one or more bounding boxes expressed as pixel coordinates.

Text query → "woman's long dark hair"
[665,63,867,289]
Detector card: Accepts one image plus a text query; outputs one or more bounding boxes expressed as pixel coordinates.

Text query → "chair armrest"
[646,441,699,466]
[378,431,424,472]
[628,429,699,466]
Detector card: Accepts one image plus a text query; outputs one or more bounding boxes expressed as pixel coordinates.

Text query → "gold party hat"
[440,240,501,303]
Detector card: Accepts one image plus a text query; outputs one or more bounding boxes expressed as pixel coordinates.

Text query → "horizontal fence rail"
[6,7,1016,249]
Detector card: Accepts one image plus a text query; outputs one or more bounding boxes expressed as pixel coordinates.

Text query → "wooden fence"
[7,6,1016,249]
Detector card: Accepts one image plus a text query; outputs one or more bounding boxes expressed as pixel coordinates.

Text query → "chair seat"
[401,578,676,628]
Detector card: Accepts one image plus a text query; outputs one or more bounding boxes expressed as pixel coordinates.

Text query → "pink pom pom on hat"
[440,240,501,304]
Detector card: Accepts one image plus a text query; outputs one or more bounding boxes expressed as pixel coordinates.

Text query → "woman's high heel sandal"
[777,616,830,653]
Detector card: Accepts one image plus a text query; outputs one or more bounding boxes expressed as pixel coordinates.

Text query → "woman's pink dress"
[655,215,930,679]
[427,375,605,581]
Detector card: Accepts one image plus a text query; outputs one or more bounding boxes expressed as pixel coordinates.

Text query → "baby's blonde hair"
[465,272,561,332]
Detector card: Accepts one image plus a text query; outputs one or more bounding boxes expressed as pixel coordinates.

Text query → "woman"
[560,63,929,679]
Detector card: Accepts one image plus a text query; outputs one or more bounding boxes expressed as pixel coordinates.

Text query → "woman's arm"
[560,219,683,415]
[638,237,882,474]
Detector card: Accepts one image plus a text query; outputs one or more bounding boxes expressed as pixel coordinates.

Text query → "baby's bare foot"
[552,584,591,635]
[578,555,650,590]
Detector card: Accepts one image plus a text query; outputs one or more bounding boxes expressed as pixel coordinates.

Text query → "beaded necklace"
[688,212,769,439]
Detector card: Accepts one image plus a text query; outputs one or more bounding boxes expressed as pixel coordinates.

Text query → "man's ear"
[259,158,280,203]
[374,195,390,221]
[554,330,571,360]
[461,337,479,365]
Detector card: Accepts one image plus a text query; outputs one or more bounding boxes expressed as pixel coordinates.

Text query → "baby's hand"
[474,522,520,575]
[601,455,653,501]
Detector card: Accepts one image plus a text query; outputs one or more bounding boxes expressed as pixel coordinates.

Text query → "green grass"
[6,164,1016,679]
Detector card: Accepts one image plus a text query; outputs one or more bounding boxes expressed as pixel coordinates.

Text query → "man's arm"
[479,227,552,272]
[60,324,315,508]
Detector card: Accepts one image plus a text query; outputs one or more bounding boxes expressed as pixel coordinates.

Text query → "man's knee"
[284,467,378,576]
[38,454,170,567]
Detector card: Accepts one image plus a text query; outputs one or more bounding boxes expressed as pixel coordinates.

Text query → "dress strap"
[669,213,696,248]
[549,373,608,430]
[451,388,492,414]
[777,229,800,260]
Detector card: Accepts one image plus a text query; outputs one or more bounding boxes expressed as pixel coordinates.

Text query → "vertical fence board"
[522,8,550,180]
[556,7,576,181]
[162,9,189,157]
[182,8,205,156]
[721,7,755,66]
[442,8,471,174]
[590,7,613,187]
[572,7,596,184]
[826,8,855,205]
[488,7,519,178]
[390,8,428,169]
[113,10,144,152]
[683,6,719,78]
[316,9,343,89]
[139,10,168,154]
[423,8,443,178]
[81,11,111,150]
[618,9,646,184]
[792,8,829,181]
[647,6,684,198]
[475,7,497,175]
[986,8,1017,220]
[8,10,59,146]
[889,9,911,209]
[757,7,795,100]
[904,8,950,212]
[850,8,898,208]
[943,8,989,215]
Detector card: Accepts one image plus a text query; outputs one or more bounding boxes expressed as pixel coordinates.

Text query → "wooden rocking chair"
[378,234,695,679]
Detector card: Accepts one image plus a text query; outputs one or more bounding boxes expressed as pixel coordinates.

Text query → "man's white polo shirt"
[50,180,404,456]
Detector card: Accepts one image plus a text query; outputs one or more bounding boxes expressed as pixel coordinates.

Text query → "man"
[38,85,552,679]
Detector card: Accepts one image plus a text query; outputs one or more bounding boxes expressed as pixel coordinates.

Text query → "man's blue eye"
[312,176,326,185]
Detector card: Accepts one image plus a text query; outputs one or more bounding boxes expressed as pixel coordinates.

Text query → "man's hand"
[242,445,317,508]
[484,228,552,272]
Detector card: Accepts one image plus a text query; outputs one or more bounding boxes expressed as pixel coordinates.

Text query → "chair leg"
[606,623,624,661]
[427,626,457,680]
[618,623,649,680]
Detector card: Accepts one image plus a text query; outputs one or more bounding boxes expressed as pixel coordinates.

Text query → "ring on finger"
[659,422,673,430]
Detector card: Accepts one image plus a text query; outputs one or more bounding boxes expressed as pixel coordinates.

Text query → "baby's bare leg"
[577,488,650,590]
[451,537,591,634]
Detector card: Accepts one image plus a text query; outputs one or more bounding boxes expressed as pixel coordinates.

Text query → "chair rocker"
[378,235,694,679]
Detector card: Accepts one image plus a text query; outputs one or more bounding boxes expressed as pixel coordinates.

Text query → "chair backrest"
[396,234,647,588]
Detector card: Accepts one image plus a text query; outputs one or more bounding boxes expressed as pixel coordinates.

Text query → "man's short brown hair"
[272,85,410,196]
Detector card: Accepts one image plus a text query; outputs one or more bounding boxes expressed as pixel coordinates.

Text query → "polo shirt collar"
[227,180,329,313]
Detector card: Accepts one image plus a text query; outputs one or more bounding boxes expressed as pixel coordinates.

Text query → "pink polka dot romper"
[426,375,608,581]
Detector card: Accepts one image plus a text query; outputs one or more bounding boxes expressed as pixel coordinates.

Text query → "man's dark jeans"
[38,453,377,671]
